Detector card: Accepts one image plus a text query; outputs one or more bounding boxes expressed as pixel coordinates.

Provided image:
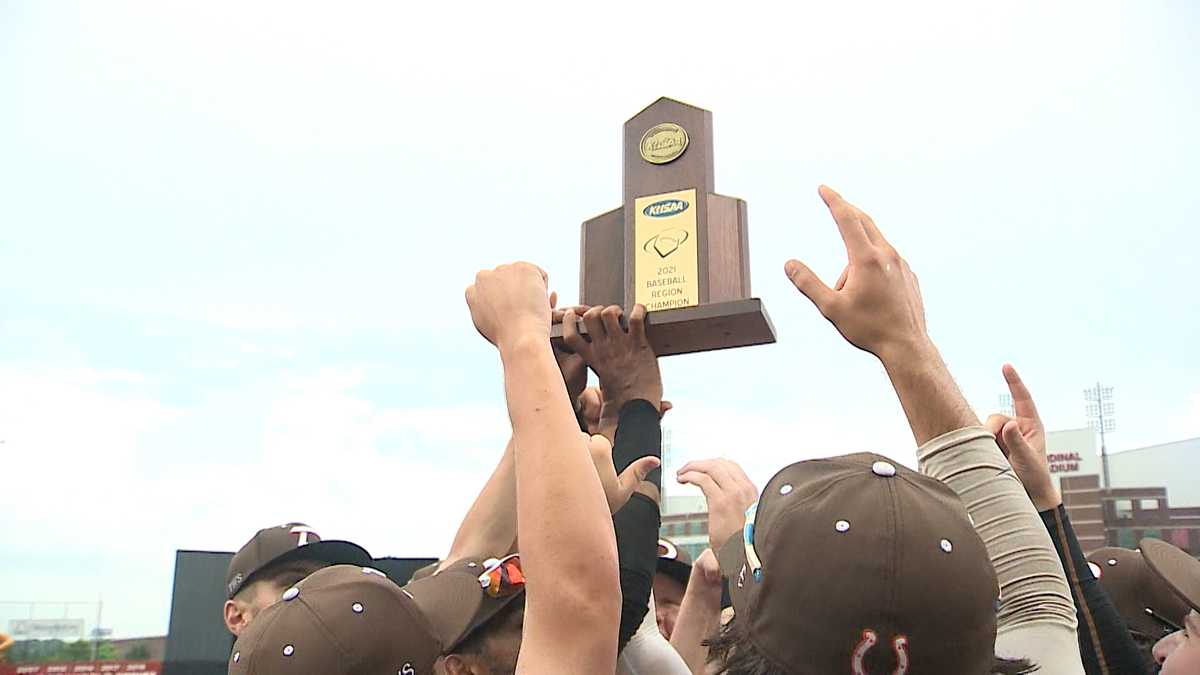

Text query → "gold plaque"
[639,123,689,164]
[634,188,700,311]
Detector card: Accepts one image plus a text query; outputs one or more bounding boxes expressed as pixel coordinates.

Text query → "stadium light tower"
[1084,383,1116,488]
[998,393,1015,418]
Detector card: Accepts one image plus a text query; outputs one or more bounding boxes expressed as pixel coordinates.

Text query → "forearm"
[614,493,660,652]
[501,337,619,634]
[613,399,663,493]
[1041,505,1148,675]
[442,439,517,568]
[881,341,979,446]
[670,577,723,674]
[613,400,664,650]
[918,427,1082,671]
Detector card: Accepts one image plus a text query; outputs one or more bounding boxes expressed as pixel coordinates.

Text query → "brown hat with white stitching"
[1088,545,1191,639]
[657,538,693,589]
[717,453,998,675]
[1140,538,1200,616]
[229,558,525,674]
[225,522,373,599]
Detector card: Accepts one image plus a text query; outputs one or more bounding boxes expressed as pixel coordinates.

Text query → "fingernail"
[784,261,798,277]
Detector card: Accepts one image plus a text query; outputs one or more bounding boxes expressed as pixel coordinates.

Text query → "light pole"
[998,393,1015,418]
[1084,383,1116,488]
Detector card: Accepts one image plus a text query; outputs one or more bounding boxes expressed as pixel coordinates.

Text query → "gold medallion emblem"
[639,123,689,164]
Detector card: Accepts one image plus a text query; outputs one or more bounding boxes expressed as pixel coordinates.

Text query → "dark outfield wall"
[162,550,436,675]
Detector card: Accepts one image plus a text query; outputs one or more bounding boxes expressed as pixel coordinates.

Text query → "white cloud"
[0,364,509,638]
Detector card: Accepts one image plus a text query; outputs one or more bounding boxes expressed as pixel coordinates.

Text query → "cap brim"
[1141,538,1200,612]
[404,559,524,653]
[717,531,753,616]
[235,540,375,597]
[656,558,692,589]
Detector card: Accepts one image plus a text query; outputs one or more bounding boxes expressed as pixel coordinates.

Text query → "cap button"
[1107,559,1118,566]
[871,461,896,477]
[835,520,851,533]
[282,587,300,601]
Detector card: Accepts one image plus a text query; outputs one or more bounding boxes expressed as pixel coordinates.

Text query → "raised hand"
[986,364,1060,511]
[550,293,589,404]
[587,432,661,514]
[784,186,929,363]
[464,262,552,350]
[676,458,759,553]
[561,304,663,413]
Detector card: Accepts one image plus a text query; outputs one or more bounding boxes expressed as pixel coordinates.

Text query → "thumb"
[1001,420,1036,463]
[985,414,1012,441]
[697,550,721,584]
[784,259,836,315]
[618,456,661,493]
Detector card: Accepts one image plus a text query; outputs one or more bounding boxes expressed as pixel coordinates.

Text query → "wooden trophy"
[553,97,776,356]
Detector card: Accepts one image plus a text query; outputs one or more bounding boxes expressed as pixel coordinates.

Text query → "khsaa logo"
[643,199,689,218]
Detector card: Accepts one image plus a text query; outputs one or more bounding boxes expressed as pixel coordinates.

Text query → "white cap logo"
[290,525,318,546]
[658,539,678,560]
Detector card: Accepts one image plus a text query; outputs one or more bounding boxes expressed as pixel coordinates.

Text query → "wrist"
[1031,487,1063,512]
[876,334,939,370]
[603,383,663,413]
[498,333,552,362]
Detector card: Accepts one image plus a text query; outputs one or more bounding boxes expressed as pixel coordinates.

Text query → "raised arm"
[465,262,619,673]
[784,186,1083,673]
[438,438,517,570]
[668,549,724,675]
[988,364,1147,674]
[565,303,666,651]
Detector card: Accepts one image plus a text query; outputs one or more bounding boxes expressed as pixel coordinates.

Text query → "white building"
[1107,437,1200,507]
[1045,427,1101,489]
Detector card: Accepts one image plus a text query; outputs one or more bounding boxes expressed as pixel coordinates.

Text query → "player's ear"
[224,599,248,635]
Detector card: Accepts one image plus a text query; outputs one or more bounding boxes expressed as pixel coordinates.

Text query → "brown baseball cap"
[657,538,692,589]
[1087,545,1192,639]
[717,452,999,675]
[230,558,525,674]
[1141,538,1200,616]
[226,522,374,599]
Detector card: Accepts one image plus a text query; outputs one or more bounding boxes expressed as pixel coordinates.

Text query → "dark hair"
[704,614,1039,675]
[1129,632,1159,672]
[235,559,328,601]
[452,594,526,659]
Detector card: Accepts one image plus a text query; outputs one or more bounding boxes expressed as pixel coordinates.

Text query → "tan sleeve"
[918,426,1084,673]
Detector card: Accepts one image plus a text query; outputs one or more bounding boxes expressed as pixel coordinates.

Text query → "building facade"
[660,495,709,562]
[1062,473,1200,556]
[660,431,1200,559]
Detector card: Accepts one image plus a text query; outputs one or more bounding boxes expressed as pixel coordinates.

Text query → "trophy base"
[551,298,776,358]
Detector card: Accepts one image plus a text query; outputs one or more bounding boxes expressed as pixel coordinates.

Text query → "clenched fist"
[465,262,552,350]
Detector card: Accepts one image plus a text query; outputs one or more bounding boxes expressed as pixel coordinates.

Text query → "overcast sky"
[2,1,1197,639]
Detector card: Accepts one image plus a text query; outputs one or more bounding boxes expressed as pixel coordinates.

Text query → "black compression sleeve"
[1040,505,1150,675]
[614,491,660,652]
[613,399,662,490]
